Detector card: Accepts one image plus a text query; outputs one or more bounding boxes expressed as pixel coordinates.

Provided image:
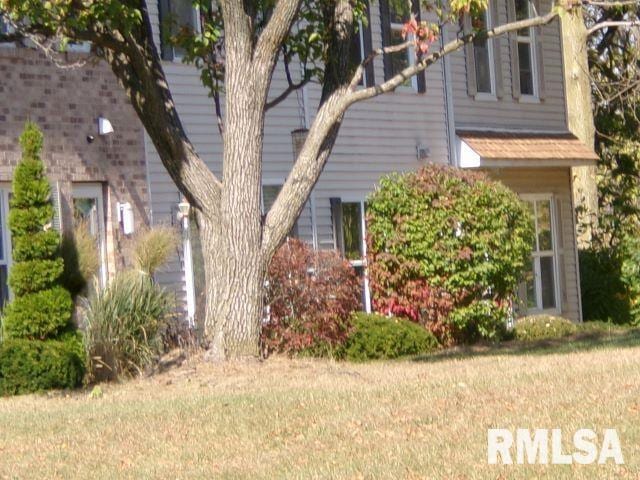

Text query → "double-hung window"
[349,2,375,87]
[331,198,371,312]
[158,0,200,61]
[514,0,537,96]
[472,9,495,95]
[519,196,560,314]
[379,0,426,92]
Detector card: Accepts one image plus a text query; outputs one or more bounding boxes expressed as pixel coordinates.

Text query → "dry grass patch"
[0,340,639,479]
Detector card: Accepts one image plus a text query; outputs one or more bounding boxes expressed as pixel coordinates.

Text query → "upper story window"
[472,8,495,95]
[379,0,426,93]
[349,2,375,87]
[158,0,199,61]
[514,0,538,96]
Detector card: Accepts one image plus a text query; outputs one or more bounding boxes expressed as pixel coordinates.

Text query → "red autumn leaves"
[401,17,438,55]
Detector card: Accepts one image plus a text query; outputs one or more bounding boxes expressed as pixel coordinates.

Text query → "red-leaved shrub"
[262,239,361,357]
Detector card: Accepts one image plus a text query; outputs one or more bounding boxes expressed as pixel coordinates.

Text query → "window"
[331,198,371,312]
[518,196,559,313]
[514,0,537,96]
[158,0,199,61]
[472,9,495,94]
[72,184,108,288]
[350,21,369,86]
[380,0,426,92]
[0,188,12,308]
[262,184,298,237]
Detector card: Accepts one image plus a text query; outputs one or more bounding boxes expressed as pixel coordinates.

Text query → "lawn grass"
[0,326,639,479]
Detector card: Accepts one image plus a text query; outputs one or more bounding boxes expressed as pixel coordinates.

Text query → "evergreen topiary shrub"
[367,164,534,345]
[0,122,84,395]
[343,313,439,361]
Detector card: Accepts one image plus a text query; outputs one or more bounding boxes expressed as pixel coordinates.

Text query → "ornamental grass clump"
[367,164,534,345]
[0,122,84,395]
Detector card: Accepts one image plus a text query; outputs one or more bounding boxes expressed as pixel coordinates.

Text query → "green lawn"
[1,327,639,479]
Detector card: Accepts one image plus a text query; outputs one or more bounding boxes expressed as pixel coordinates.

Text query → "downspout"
[441,25,458,167]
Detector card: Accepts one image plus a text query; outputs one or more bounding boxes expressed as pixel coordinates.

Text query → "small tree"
[366,164,534,345]
[0,122,84,395]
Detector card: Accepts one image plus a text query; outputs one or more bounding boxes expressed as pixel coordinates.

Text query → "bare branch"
[265,76,311,110]
[583,0,640,7]
[587,20,640,35]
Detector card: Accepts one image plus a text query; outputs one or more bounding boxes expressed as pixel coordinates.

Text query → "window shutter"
[462,14,478,97]
[50,181,62,232]
[491,0,504,98]
[412,0,427,93]
[362,1,375,87]
[330,197,344,254]
[379,0,393,81]
[532,0,545,100]
[158,0,174,61]
[506,0,520,99]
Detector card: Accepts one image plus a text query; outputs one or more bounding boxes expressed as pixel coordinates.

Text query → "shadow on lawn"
[413,326,640,363]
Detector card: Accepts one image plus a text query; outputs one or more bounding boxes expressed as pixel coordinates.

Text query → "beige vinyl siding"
[486,167,580,322]
[449,0,568,131]
[145,2,450,303]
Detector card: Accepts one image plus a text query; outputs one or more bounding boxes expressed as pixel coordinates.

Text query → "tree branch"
[587,20,640,35]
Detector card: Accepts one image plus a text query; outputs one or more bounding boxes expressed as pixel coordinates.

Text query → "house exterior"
[0,0,597,325]
[0,45,151,305]
[145,0,596,325]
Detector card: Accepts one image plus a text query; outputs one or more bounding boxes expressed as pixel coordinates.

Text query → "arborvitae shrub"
[367,164,534,345]
[0,338,85,395]
[0,122,84,395]
[343,313,439,361]
[262,238,361,357]
[2,287,74,340]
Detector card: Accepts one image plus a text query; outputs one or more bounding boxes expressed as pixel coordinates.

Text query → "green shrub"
[343,313,439,361]
[513,315,578,341]
[367,164,534,345]
[579,248,631,324]
[83,271,173,380]
[0,122,83,394]
[2,287,74,340]
[8,258,64,296]
[0,337,85,395]
[621,236,640,325]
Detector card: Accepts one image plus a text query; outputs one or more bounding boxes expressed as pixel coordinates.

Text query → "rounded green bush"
[367,164,534,345]
[343,313,439,361]
[0,338,85,395]
[2,287,74,340]
[12,230,60,262]
[8,258,64,296]
[513,315,578,341]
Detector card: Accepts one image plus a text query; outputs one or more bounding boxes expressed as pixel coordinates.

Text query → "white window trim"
[0,185,13,304]
[521,193,561,315]
[474,5,497,100]
[388,19,418,91]
[72,183,108,288]
[169,2,201,63]
[340,197,371,313]
[354,20,368,87]
[516,0,539,100]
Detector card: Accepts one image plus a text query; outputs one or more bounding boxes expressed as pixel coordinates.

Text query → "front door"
[72,184,108,288]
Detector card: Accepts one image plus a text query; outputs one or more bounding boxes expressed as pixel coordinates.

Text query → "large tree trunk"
[200,214,266,360]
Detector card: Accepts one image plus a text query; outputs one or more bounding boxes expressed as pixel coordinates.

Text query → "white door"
[72,184,108,287]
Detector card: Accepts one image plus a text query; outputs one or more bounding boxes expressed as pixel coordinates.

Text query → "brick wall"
[0,47,150,277]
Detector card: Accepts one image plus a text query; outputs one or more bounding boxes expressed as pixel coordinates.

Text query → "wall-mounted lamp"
[416,143,431,162]
[176,201,190,223]
[117,202,134,235]
[98,116,114,135]
[291,128,309,160]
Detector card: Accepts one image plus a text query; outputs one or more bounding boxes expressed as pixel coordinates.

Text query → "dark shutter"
[532,0,545,100]
[362,1,375,87]
[491,0,504,98]
[379,0,393,81]
[506,0,520,99]
[330,197,344,254]
[463,14,478,97]
[412,0,427,93]
[158,0,174,61]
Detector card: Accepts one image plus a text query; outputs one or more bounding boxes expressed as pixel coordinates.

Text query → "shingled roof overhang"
[455,131,599,168]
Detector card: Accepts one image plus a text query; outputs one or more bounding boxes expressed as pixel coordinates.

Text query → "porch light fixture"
[98,116,114,135]
[291,128,309,160]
